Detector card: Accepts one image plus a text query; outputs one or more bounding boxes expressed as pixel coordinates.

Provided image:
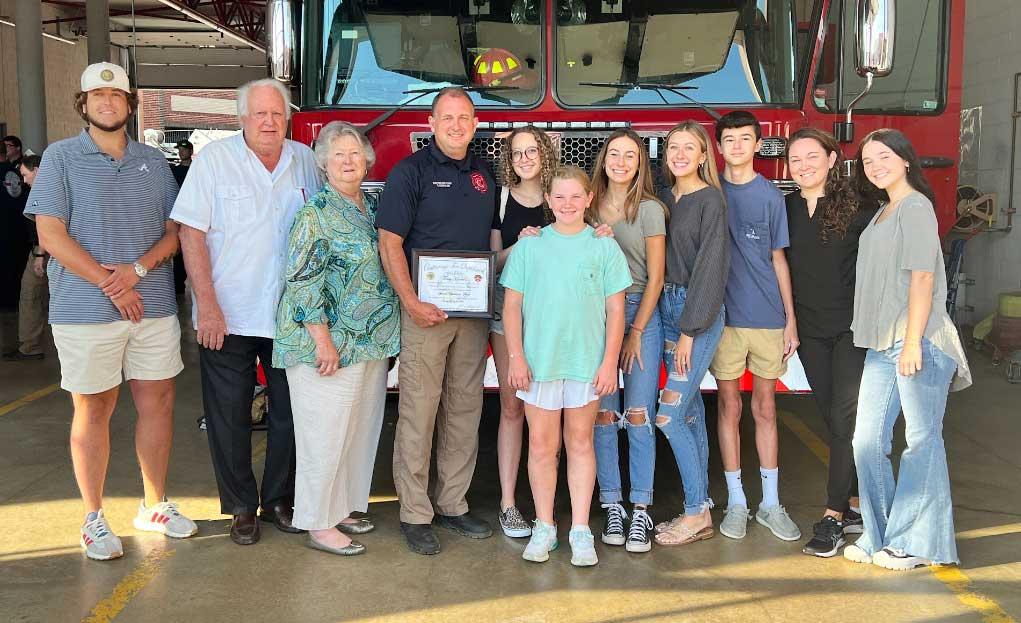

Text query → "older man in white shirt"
[173,78,321,546]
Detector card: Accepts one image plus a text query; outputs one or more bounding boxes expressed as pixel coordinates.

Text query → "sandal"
[654,514,684,534]
[655,523,715,546]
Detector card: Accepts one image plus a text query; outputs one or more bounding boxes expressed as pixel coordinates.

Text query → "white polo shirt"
[171,133,322,339]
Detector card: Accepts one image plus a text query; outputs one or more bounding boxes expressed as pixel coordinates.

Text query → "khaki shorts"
[709,327,787,381]
[51,315,184,394]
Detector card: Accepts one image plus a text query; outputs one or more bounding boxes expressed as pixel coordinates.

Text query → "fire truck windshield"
[554,0,798,107]
[305,1,544,108]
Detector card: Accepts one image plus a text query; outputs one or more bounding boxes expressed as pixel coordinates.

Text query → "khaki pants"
[393,311,488,524]
[17,252,49,354]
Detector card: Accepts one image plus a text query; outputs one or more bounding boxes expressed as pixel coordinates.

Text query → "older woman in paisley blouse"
[273,121,399,557]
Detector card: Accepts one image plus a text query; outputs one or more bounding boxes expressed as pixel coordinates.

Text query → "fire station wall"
[960,0,1021,321]
[0,0,90,151]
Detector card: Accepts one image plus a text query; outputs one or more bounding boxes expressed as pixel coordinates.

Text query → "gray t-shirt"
[606,199,667,294]
[852,191,971,390]
[25,130,179,325]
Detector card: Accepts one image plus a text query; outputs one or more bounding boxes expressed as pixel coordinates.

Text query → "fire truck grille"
[411,131,668,184]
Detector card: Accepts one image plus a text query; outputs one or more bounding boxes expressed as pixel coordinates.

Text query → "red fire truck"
[266,0,964,392]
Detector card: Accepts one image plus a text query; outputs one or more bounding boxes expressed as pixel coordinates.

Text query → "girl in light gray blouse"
[845,129,970,572]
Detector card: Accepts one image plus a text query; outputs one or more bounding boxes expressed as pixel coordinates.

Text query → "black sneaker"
[601,502,627,546]
[401,522,441,555]
[434,513,493,539]
[842,509,864,535]
[625,506,653,553]
[802,516,846,558]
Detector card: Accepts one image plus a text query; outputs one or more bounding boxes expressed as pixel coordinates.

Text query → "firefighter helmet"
[472,48,536,89]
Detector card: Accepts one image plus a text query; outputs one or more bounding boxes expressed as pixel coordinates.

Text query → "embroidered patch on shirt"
[471,171,488,193]
[432,181,453,188]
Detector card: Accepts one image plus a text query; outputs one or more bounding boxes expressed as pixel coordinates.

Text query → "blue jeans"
[852,338,958,564]
[657,284,725,516]
[594,294,662,506]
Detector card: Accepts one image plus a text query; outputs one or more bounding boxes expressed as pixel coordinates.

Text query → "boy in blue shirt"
[711,111,801,543]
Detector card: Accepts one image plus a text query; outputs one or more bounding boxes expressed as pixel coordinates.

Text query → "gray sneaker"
[80,510,124,561]
[499,506,532,538]
[720,505,750,540]
[755,505,802,541]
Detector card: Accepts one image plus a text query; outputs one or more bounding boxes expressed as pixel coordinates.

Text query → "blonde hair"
[589,128,666,225]
[663,121,722,192]
[548,165,592,193]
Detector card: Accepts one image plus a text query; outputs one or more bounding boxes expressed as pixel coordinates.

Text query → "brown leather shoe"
[230,512,260,545]
[260,503,305,534]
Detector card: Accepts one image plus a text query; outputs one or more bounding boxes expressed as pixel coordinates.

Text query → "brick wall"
[139,89,239,131]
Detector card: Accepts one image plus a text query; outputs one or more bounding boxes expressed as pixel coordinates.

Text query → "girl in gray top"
[651,121,730,547]
[845,129,970,571]
[589,128,668,552]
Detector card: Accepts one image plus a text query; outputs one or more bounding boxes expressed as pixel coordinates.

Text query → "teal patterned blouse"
[273,184,400,369]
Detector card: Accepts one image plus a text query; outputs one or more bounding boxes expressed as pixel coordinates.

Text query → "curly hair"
[787,127,860,244]
[498,125,558,193]
[589,128,666,225]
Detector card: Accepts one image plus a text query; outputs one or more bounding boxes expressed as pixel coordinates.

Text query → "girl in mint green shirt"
[501,166,632,566]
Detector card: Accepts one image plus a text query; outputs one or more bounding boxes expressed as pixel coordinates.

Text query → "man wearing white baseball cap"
[25,62,197,561]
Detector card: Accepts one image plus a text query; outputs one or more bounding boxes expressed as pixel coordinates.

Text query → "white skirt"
[516,379,599,410]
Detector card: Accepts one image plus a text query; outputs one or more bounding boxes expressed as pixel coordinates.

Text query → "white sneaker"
[522,520,558,563]
[133,500,198,538]
[569,526,598,567]
[843,543,872,564]
[81,510,124,561]
[873,547,932,571]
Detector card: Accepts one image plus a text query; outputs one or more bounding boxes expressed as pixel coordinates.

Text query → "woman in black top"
[489,126,556,539]
[785,127,876,558]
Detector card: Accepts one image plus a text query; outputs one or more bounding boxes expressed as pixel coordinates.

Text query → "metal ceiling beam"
[151,0,264,52]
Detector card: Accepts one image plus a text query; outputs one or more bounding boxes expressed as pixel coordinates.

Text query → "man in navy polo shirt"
[377,87,496,555]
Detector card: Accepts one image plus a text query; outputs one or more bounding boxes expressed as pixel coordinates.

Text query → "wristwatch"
[133,262,148,278]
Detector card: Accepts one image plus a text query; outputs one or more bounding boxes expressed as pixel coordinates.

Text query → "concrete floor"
[1,308,1019,623]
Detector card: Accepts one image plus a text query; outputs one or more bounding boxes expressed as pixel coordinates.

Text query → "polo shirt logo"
[139,163,149,172]
[471,172,488,194]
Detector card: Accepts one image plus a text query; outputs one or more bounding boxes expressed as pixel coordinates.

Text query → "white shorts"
[516,379,598,410]
[51,315,184,394]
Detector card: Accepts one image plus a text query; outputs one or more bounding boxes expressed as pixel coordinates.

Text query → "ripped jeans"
[657,284,725,516]
[594,294,662,506]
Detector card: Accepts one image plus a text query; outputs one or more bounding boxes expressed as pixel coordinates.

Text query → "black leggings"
[798,331,865,513]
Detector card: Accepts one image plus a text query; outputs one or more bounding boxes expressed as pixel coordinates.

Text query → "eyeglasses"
[511,146,539,162]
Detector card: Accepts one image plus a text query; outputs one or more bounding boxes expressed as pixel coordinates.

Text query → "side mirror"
[266,0,296,83]
[836,0,896,142]
[855,0,895,77]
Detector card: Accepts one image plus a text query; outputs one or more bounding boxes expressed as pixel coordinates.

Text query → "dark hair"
[430,87,475,115]
[715,110,761,143]
[787,127,861,244]
[20,154,42,171]
[2,135,21,149]
[588,128,667,225]
[74,90,140,123]
[854,128,935,206]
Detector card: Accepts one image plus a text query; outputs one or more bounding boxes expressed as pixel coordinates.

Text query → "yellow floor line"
[0,383,60,418]
[778,409,1016,623]
[80,547,175,623]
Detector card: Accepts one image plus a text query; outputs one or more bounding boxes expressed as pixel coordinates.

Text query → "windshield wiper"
[579,81,722,121]
[362,85,520,134]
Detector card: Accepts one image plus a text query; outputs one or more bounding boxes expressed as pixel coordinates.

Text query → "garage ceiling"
[42,0,270,88]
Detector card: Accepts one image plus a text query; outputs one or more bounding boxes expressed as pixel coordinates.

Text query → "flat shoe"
[307,535,365,556]
[655,524,714,546]
[654,514,683,534]
[336,518,375,535]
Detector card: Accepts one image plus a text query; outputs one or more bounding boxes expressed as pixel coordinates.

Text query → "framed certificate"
[412,249,496,318]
